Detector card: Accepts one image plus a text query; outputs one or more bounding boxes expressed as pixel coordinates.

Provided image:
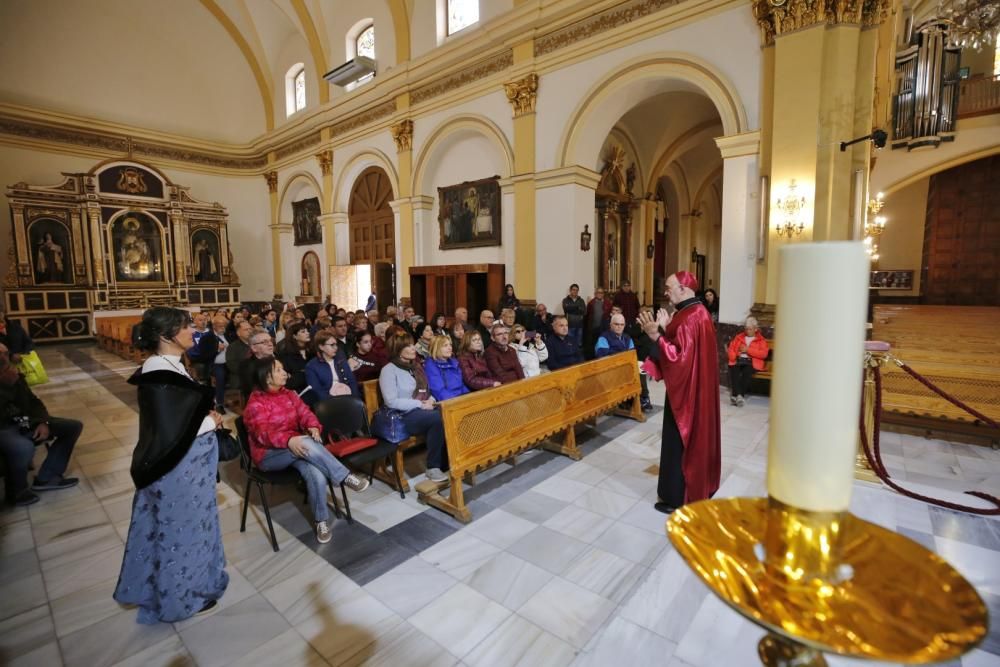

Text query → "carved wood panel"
[349,166,395,265]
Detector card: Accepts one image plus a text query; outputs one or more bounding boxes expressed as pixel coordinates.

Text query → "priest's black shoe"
[653,502,677,514]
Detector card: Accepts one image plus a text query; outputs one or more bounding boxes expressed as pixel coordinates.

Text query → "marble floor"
[2,344,999,667]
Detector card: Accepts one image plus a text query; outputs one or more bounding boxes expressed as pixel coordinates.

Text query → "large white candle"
[767,242,869,512]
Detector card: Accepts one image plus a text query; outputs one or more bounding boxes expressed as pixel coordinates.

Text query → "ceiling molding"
[199,0,275,131]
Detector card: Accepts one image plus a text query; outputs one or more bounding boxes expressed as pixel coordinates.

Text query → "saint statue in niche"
[191,230,221,282]
[36,232,65,283]
[113,214,162,282]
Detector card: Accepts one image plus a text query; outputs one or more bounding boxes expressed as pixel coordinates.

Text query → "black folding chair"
[235,416,340,551]
[314,396,405,501]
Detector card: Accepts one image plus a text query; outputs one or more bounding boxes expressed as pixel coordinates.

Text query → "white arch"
[277,171,323,217]
[333,148,400,212]
[412,114,514,194]
[558,53,748,169]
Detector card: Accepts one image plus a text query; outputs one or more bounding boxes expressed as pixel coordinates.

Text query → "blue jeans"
[258,438,349,523]
[568,327,583,348]
[401,409,447,470]
[0,417,82,500]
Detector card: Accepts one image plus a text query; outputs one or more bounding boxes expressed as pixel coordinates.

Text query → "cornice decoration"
[391,120,414,152]
[315,149,333,175]
[329,100,397,137]
[411,50,514,105]
[275,132,322,160]
[534,0,682,57]
[752,0,890,46]
[504,74,539,118]
[264,171,278,193]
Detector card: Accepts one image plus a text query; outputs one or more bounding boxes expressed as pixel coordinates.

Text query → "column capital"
[534,165,601,190]
[320,212,349,224]
[752,0,890,46]
[269,222,293,232]
[715,131,762,159]
[315,150,332,176]
[504,73,539,118]
[391,119,413,153]
[264,171,278,193]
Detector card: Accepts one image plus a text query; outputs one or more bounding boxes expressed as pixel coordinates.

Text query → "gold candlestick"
[667,497,987,666]
[856,342,890,483]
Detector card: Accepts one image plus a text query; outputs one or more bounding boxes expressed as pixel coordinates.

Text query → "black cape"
[128,368,214,489]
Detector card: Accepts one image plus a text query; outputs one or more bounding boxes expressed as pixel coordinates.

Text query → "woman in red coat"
[457,331,500,391]
[726,316,769,407]
[243,356,369,544]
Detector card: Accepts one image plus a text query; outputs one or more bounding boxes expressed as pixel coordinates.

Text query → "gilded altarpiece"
[4,159,240,342]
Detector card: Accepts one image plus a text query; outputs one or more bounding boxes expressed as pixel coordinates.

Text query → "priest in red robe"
[638,271,721,513]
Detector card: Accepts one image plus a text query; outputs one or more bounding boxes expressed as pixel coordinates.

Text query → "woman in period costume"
[114,307,229,623]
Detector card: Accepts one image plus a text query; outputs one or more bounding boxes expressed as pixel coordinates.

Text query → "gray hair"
[745,317,759,328]
[610,313,626,325]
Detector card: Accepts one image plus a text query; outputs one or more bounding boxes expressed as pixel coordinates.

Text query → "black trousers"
[657,403,685,508]
[728,363,755,397]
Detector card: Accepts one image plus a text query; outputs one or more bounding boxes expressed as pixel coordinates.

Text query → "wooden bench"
[418,351,645,522]
[96,316,142,361]
[872,305,1000,437]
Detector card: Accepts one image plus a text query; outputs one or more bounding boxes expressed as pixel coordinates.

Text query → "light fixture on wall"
[580,224,592,252]
[774,179,807,239]
[864,192,888,264]
[646,240,655,260]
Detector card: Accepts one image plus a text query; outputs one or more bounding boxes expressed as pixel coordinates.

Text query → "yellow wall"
[874,177,928,297]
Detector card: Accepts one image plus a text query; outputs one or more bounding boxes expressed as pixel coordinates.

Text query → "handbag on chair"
[370,407,410,444]
[215,427,241,462]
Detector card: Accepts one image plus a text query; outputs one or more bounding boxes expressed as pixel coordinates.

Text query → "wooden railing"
[958,75,1000,119]
[419,351,645,522]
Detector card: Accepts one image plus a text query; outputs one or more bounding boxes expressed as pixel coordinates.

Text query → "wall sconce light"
[646,240,655,259]
[774,179,806,239]
[580,224,592,252]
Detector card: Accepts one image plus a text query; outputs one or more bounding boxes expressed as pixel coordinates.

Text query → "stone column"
[391,114,414,298]
[505,68,539,299]
[264,169,282,298]
[715,132,761,324]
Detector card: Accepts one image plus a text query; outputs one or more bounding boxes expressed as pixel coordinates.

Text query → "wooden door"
[349,167,395,265]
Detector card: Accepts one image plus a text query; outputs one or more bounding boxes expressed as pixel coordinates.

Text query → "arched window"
[285,63,306,117]
[354,23,375,86]
[447,0,478,35]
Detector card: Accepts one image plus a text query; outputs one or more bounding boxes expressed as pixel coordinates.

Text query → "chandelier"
[775,180,806,239]
[864,193,887,264]
[938,0,1000,49]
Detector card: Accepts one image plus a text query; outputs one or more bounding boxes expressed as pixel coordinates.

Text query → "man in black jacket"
[546,316,583,371]
[0,311,34,364]
[0,343,83,506]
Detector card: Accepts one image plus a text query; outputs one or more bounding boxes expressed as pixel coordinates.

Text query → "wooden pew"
[420,351,645,522]
[872,305,1000,434]
[95,316,143,361]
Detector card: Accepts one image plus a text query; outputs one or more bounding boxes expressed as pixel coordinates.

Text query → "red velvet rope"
[858,365,1000,515]
[894,360,999,429]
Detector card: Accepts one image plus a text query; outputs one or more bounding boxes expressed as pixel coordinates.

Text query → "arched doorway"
[349,166,396,310]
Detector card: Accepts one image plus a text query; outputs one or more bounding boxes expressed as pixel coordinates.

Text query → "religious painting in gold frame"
[109,211,166,283]
[190,228,222,283]
[27,218,74,285]
[437,175,501,249]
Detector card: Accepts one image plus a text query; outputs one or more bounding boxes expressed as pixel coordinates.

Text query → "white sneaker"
[316,521,332,544]
[730,396,738,406]
[344,474,370,493]
[426,468,449,483]
[736,396,745,407]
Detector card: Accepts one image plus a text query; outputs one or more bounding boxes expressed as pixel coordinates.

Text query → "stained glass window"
[357,25,375,59]
[294,68,306,112]
[447,0,478,35]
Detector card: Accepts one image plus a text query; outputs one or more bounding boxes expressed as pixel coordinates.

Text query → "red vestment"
[645,301,721,503]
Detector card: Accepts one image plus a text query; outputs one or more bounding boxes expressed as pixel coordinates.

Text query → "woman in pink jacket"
[243,356,369,544]
[726,316,769,407]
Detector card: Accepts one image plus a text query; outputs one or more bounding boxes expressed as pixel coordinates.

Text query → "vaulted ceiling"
[0,0,412,145]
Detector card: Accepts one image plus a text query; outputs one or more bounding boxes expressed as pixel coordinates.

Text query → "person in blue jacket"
[424,335,469,401]
[304,330,360,400]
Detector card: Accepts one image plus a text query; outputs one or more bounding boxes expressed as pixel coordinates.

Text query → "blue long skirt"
[113,431,229,624]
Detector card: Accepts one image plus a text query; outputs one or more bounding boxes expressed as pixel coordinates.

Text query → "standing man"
[638,271,720,514]
[0,343,83,506]
[198,315,229,413]
[562,284,586,350]
[584,287,612,359]
[614,280,641,338]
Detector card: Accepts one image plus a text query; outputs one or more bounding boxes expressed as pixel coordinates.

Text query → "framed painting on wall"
[292,197,322,246]
[437,175,501,249]
[28,219,74,285]
[191,229,221,282]
[111,212,164,282]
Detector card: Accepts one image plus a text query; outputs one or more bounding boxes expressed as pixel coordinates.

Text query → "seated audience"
[366,310,380,329]
[241,328,275,398]
[499,308,516,329]
[277,322,311,393]
[0,342,82,507]
[378,336,449,483]
[331,316,354,357]
[262,309,278,337]
[450,320,467,350]
[546,315,583,371]
[424,335,469,401]
[510,324,548,378]
[348,331,387,382]
[353,313,371,338]
[458,331,501,391]
[0,310,34,364]
[484,322,524,384]
[595,313,634,358]
[532,303,555,337]
[305,331,360,399]
[373,321,390,341]
[244,357,369,544]
[476,310,495,342]
[453,307,469,328]
[726,316,768,407]
[225,320,252,380]
[430,312,448,337]
[414,322,435,359]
